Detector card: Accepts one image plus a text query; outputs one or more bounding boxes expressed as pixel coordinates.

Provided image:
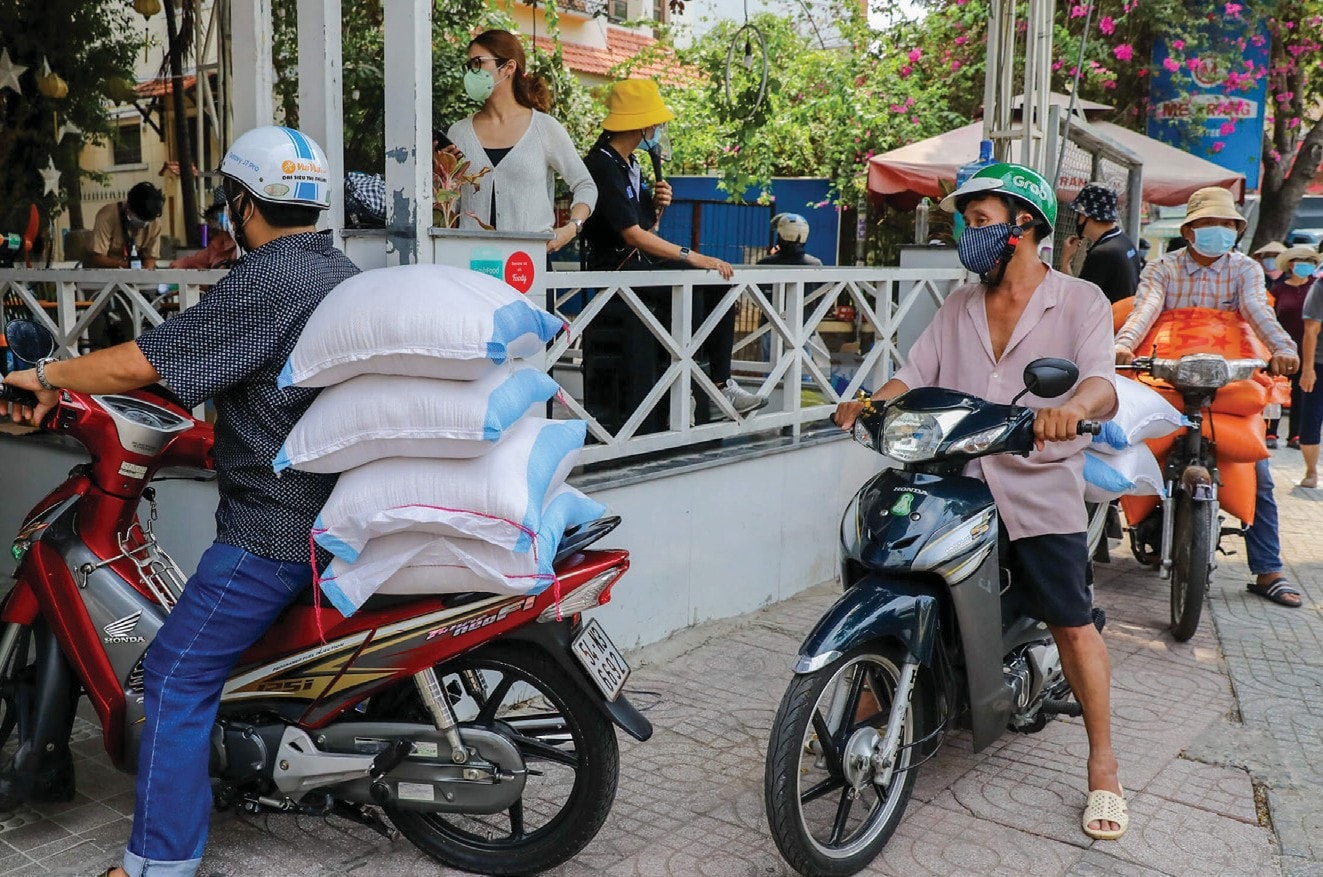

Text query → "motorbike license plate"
[571,618,630,702]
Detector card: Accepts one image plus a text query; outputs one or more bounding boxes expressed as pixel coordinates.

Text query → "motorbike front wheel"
[1170,491,1215,641]
[367,642,619,876]
[765,644,929,877]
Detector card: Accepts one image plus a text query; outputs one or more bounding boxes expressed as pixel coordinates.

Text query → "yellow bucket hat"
[1280,244,1320,266]
[602,79,675,132]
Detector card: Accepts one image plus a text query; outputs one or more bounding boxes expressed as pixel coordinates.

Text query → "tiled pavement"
[7,448,1322,876]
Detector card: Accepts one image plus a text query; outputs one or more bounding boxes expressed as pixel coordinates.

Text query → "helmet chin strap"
[980,224,1024,286]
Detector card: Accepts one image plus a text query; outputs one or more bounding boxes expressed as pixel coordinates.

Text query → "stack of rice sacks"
[274,263,606,617]
[1112,301,1284,525]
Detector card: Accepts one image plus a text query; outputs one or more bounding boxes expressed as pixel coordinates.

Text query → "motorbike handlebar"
[0,382,39,409]
[1077,420,1102,436]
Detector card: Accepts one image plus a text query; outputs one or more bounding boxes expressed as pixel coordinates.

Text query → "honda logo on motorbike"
[104,610,146,644]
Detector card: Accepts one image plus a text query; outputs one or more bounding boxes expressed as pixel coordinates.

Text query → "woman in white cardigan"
[448,30,596,253]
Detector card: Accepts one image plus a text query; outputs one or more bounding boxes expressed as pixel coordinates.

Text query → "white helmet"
[220,125,331,209]
[773,213,809,244]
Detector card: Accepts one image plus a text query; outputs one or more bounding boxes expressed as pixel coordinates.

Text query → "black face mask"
[226,193,253,254]
[1076,217,1088,238]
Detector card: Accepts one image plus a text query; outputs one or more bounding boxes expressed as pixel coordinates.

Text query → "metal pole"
[228,0,274,133]
[383,0,433,265]
[297,0,346,240]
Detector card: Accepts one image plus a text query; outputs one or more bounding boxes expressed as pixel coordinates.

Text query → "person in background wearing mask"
[581,78,766,425]
[834,163,1126,842]
[1116,187,1302,609]
[1059,182,1142,304]
[1253,240,1287,284]
[170,203,239,269]
[1296,254,1323,488]
[447,30,594,252]
[87,181,164,269]
[1265,245,1320,448]
[757,213,823,267]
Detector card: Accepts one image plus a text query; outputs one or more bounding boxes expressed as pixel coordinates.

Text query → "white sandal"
[1082,786,1128,840]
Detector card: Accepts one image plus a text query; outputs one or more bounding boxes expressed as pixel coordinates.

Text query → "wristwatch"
[572,218,584,235]
[679,246,691,261]
[35,357,58,391]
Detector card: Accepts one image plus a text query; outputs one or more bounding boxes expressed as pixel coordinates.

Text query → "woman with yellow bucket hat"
[579,79,766,432]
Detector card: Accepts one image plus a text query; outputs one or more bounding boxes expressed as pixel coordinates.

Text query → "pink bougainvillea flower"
[1103,79,1117,89]
[900,65,912,78]
[1172,39,1185,50]
[1114,43,1134,61]
[1211,141,1225,153]
[1186,57,1201,70]
[1100,16,1115,34]
[1163,57,1181,72]
[955,35,969,45]
[907,48,922,62]
[1219,121,1236,135]
[1070,4,1088,18]
[951,60,962,71]
[1225,3,1242,16]
[1288,117,1302,128]
[1137,67,1148,76]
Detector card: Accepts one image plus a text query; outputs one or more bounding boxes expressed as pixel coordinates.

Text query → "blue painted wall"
[659,177,839,266]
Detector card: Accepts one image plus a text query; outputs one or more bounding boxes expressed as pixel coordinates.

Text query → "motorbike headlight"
[1172,354,1230,389]
[881,407,968,463]
[946,424,1008,456]
[851,417,876,450]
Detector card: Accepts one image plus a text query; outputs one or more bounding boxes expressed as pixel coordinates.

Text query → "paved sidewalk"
[4,449,1321,876]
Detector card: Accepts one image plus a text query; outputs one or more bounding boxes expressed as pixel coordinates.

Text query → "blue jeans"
[1244,458,1284,577]
[124,542,311,877]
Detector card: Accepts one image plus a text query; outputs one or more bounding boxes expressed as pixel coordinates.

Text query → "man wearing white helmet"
[2,125,359,877]
[757,213,823,267]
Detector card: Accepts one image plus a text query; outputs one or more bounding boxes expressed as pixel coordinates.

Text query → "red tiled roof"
[532,28,694,85]
[135,75,198,98]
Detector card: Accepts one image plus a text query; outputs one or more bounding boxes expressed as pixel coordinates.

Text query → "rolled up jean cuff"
[124,847,203,876]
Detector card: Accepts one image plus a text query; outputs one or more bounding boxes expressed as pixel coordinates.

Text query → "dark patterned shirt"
[136,231,359,562]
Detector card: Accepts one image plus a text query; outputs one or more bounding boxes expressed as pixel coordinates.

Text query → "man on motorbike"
[835,163,1127,840]
[2,126,359,877]
[1114,186,1303,609]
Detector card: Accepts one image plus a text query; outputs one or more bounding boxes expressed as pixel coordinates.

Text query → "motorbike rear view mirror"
[1013,357,1079,403]
[4,319,57,364]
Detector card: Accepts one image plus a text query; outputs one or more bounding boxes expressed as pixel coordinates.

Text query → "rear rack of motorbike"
[75,487,187,612]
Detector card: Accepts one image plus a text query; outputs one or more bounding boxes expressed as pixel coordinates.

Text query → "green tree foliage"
[0,0,137,231]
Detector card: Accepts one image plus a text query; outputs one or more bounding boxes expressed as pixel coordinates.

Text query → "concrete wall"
[0,433,882,651]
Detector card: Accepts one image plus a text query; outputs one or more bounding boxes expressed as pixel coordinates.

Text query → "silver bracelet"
[35,357,57,391]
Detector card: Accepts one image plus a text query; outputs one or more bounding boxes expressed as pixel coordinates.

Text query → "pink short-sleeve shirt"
[892,269,1118,540]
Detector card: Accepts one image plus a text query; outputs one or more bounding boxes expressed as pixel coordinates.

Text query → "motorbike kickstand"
[331,799,398,840]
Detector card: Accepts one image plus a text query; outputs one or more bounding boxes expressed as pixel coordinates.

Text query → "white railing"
[0,265,967,467]
[1,269,228,358]
[546,267,965,464]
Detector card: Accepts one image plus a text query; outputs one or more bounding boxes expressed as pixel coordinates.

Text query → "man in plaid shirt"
[1116,186,1303,609]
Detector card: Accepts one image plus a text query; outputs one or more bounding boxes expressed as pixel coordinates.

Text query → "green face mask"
[464,69,495,103]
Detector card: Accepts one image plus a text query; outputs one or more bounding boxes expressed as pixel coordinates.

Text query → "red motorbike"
[0,319,648,876]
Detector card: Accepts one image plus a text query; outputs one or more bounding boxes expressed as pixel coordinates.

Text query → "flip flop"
[1247,578,1303,608]
[1082,786,1128,840]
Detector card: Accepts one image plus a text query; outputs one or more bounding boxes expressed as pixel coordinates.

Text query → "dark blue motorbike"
[764,358,1101,877]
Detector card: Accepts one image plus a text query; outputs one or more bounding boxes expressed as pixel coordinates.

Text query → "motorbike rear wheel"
[765,644,928,877]
[367,642,619,876]
[1170,491,1214,642]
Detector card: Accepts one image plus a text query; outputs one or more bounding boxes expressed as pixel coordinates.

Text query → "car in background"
[1288,195,1323,249]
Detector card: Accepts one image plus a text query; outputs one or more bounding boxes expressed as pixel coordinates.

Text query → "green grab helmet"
[939,162,1058,229]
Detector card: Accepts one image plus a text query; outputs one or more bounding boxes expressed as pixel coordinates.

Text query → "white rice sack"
[318,484,607,616]
[279,264,564,387]
[1103,377,1187,449]
[274,367,560,474]
[313,417,586,563]
[1083,444,1164,503]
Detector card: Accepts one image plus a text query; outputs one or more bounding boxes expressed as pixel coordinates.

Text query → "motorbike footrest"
[1041,698,1083,718]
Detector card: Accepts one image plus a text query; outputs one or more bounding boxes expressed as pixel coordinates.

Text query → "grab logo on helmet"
[221,125,332,209]
[1010,173,1051,204]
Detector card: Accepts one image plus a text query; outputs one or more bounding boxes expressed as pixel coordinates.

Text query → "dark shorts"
[1005,532,1093,628]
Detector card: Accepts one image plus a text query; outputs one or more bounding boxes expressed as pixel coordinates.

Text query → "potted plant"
[432,145,492,230]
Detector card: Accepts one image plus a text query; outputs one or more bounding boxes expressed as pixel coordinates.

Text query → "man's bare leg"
[1049,622,1123,834]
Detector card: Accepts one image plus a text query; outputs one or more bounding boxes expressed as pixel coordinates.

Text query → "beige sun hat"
[1280,244,1321,266]
[1181,186,1247,232]
[1252,240,1288,257]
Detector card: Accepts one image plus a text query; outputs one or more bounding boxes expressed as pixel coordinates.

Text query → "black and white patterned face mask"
[958,222,1013,276]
